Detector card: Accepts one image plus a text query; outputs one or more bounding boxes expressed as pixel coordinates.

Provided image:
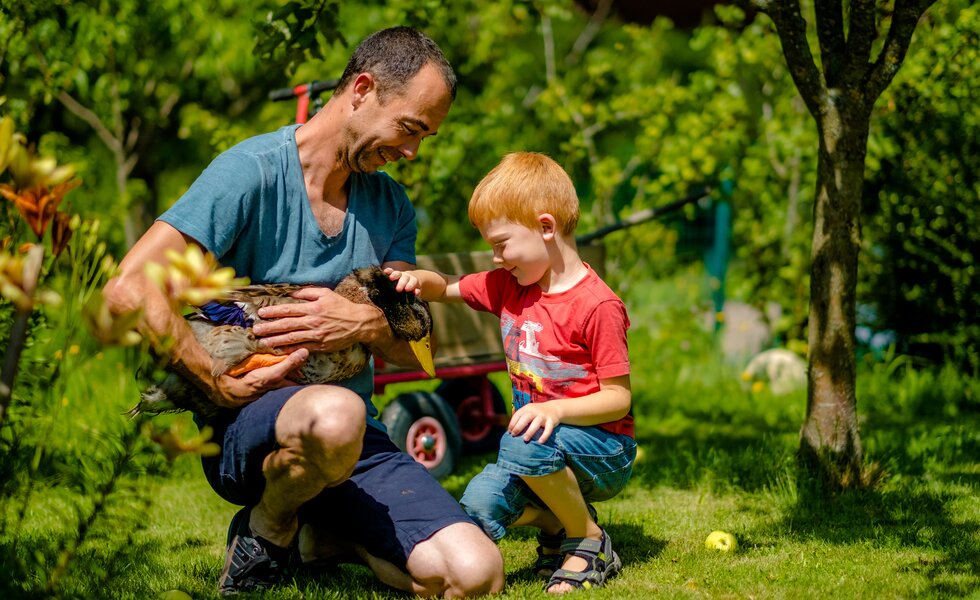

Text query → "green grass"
[3,269,979,599]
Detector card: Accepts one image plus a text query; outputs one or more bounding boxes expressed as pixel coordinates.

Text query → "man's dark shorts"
[200,386,475,568]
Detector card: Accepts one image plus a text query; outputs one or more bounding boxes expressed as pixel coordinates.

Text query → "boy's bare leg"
[511,504,563,533]
[521,467,602,593]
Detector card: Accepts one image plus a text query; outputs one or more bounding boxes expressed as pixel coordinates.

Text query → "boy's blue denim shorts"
[459,424,636,541]
[199,386,476,568]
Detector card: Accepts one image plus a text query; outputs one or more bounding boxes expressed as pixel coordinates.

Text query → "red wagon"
[373,247,605,480]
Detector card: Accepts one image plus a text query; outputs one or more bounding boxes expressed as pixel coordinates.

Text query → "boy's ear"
[538,213,557,240]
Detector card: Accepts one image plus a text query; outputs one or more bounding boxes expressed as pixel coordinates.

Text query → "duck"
[130,266,434,419]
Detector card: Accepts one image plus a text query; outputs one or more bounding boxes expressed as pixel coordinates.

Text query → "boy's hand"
[509,402,562,444]
[383,267,422,295]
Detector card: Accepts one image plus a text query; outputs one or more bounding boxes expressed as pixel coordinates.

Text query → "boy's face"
[479,217,554,288]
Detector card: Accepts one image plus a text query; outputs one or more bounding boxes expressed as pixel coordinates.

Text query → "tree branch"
[747,0,827,120]
[813,0,846,85]
[57,91,122,154]
[866,0,937,101]
[565,0,613,66]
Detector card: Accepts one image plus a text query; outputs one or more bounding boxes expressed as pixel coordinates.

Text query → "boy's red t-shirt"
[458,265,633,437]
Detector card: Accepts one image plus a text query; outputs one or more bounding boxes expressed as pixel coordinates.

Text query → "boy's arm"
[386,268,466,303]
[508,375,632,443]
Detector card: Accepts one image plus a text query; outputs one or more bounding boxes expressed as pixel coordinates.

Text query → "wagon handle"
[267,79,340,101]
[576,187,712,245]
[268,79,341,123]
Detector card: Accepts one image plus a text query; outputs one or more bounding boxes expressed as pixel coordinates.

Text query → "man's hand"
[251,287,385,353]
[508,402,563,444]
[209,348,310,407]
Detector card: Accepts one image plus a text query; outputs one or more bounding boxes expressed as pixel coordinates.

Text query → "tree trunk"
[799,100,870,489]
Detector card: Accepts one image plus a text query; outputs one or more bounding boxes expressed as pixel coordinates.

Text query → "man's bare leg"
[299,521,504,598]
[249,385,366,546]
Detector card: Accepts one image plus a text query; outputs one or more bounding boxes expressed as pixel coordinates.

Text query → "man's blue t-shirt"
[159,124,417,427]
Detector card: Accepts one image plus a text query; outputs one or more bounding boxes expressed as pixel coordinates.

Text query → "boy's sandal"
[534,503,600,579]
[544,529,621,592]
[534,530,566,577]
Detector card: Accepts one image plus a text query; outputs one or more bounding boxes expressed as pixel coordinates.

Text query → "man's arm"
[250,260,435,372]
[103,221,308,408]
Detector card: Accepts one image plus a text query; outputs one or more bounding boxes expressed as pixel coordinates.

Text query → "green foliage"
[0,0,290,252]
[254,0,344,75]
[0,117,217,599]
[862,1,980,372]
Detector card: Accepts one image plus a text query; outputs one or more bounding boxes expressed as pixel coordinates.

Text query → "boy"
[386,152,636,594]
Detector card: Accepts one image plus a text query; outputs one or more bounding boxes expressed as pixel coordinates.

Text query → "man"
[104,27,504,597]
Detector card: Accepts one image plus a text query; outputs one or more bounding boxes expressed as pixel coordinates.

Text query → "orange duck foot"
[225,353,289,377]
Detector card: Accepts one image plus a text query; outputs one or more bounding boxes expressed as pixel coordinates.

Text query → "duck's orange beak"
[409,334,436,378]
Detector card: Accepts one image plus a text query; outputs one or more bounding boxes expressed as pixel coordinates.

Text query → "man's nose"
[491,251,503,264]
[399,140,420,160]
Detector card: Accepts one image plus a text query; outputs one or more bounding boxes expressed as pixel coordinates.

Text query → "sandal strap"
[535,529,565,577]
[548,567,599,590]
[559,535,606,557]
[544,529,620,592]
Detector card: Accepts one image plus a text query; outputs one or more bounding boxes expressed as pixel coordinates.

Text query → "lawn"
[3,272,979,599]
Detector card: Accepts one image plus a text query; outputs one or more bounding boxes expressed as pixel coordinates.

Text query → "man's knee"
[276,386,366,481]
[410,523,504,597]
[448,537,504,597]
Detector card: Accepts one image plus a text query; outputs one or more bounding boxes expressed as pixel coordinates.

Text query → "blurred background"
[2,0,976,369]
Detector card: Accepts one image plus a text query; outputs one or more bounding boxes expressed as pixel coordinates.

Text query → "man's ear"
[539,213,557,241]
[351,72,376,109]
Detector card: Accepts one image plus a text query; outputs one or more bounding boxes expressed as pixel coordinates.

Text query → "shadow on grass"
[630,425,797,493]
[766,484,980,598]
[625,397,980,598]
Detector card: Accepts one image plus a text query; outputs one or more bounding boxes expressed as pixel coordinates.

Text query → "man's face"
[345,63,453,173]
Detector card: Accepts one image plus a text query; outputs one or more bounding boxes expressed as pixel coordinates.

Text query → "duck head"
[346,266,435,377]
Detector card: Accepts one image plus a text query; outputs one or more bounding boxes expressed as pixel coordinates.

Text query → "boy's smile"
[480,218,553,289]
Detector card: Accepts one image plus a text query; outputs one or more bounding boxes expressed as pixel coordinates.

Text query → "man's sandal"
[534,504,600,579]
[544,529,621,592]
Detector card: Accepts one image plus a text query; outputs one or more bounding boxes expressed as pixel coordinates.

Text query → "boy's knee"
[459,469,519,542]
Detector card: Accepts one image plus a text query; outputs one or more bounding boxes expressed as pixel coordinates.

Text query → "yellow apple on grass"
[704,530,738,552]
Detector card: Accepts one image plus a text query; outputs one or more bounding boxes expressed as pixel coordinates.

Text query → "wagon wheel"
[380,391,462,480]
[437,378,508,454]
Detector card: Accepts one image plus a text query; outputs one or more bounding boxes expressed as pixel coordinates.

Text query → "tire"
[436,378,508,454]
[380,391,462,480]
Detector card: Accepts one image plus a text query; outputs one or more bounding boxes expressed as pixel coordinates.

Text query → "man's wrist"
[359,303,389,345]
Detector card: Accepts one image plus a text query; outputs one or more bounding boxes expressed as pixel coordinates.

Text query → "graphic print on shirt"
[501,314,588,410]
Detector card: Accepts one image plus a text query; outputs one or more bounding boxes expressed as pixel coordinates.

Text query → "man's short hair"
[337,26,457,102]
[468,152,580,237]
